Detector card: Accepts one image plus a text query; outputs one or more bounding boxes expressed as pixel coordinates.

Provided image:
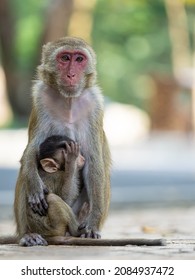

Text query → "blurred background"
[1,0,195,217]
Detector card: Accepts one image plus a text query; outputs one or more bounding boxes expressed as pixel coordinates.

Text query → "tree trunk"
[0,0,74,121]
[41,0,74,44]
[164,0,194,132]
[0,0,23,117]
[164,0,191,77]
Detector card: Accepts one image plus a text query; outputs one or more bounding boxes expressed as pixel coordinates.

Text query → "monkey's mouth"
[65,85,77,90]
[63,85,79,95]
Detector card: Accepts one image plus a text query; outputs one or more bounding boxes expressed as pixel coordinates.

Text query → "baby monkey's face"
[40,141,85,174]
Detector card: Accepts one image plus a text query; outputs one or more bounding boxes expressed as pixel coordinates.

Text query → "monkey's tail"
[47,236,166,246]
[0,236,167,246]
[0,236,18,244]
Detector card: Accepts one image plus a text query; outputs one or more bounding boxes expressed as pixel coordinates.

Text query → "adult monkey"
[14,37,112,245]
[0,37,165,247]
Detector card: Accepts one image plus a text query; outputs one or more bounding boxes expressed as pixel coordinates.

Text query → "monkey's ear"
[40,158,60,173]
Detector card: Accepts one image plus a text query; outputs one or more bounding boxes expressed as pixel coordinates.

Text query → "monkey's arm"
[20,143,48,215]
[21,107,51,215]
[20,110,49,215]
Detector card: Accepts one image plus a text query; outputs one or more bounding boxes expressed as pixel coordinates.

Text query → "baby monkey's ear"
[40,158,60,173]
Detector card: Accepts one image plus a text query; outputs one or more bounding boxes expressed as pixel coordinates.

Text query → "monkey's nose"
[67,73,75,80]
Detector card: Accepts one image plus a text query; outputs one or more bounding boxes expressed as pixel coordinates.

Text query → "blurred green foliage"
[92,0,172,109]
[12,0,48,71]
[2,0,195,114]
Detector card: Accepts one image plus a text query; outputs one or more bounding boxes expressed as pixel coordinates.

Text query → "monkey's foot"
[78,224,101,239]
[19,233,48,246]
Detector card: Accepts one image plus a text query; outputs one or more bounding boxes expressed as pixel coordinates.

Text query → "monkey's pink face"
[56,51,88,93]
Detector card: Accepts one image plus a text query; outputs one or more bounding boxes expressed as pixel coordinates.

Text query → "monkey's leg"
[14,176,48,246]
[79,135,111,239]
[19,193,81,246]
[44,193,80,237]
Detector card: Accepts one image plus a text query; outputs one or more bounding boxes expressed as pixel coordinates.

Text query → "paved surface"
[0,205,195,259]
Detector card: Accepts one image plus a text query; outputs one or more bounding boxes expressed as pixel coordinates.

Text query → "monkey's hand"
[64,141,79,167]
[28,187,49,216]
[78,222,101,239]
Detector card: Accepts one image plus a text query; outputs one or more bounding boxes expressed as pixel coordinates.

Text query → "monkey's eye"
[76,56,84,62]
[60,54,70,61]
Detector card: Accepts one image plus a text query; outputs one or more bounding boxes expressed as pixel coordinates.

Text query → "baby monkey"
[39,135,85,175]
[38,134,85,209]
[21,135,87,246]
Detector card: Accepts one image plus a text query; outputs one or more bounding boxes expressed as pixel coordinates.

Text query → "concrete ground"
[0,204,195,260]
